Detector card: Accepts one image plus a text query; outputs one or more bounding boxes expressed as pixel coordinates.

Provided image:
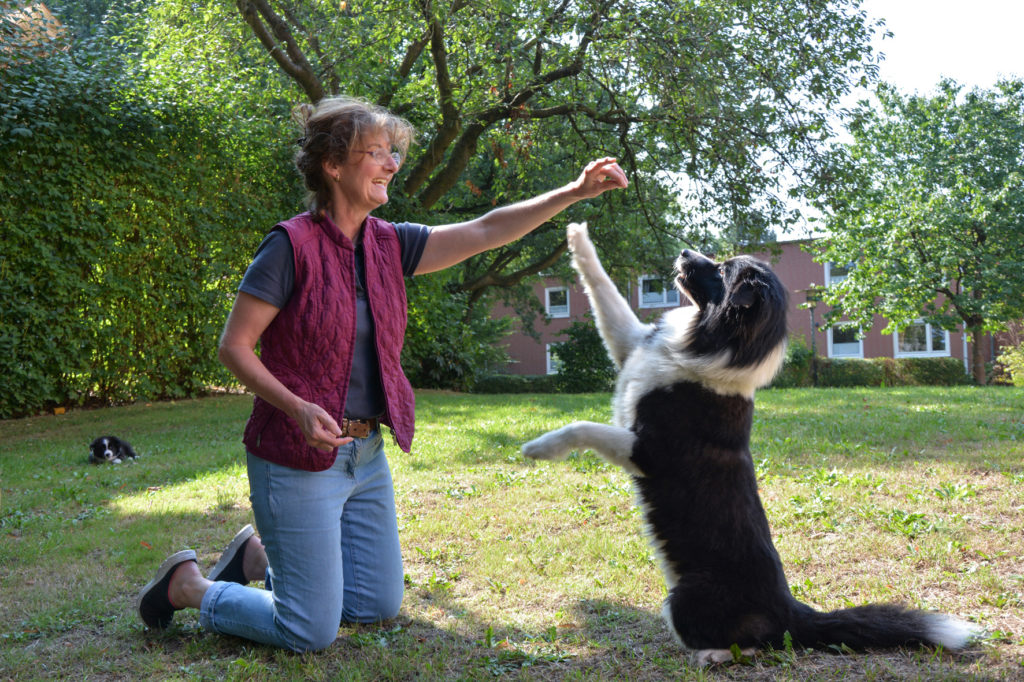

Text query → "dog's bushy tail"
[790,601,981,652]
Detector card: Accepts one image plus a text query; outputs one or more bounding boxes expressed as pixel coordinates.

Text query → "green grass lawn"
[1,387,1022,680]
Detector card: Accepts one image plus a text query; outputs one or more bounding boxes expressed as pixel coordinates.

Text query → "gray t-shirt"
[239,221,431,418]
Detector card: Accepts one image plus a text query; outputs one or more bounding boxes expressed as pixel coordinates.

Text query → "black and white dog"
[522,223,980,664]
[88,436,138,464]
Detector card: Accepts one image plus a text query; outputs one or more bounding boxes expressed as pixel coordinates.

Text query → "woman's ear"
[322,158,340,183]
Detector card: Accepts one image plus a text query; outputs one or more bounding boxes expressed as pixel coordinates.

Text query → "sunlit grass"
[110,465,249,517]
[0,387,1021,679]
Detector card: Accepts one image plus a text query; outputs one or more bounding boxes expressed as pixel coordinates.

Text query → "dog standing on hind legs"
[522,222,981,665]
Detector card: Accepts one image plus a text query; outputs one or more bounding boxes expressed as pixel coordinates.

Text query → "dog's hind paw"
[693,647,756,667]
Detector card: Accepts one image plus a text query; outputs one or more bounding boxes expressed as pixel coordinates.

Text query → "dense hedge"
[884,357,974,386]
[1,48,298,418]
[769,340,973,389]
[770,335,815,388]
[473,374,562,394]
[476,334,973,394]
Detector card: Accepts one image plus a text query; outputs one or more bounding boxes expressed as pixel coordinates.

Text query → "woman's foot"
[242,536,269,582]
[166,560,211,610]
[208,524,268,584]
[137,549,198,629]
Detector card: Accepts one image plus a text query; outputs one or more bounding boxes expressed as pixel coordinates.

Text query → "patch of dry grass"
[1,387,1021,680]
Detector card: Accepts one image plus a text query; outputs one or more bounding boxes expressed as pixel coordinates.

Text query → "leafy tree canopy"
[136,0,882,292]
[812,79,1024,383]
[26,0,885,389]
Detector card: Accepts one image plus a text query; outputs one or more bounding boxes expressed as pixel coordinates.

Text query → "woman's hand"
[569,157,629,199]
[220,292,353,454]
[293,400,353,453]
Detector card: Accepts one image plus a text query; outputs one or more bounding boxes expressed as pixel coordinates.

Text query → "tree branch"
[413,59,592,208]
[236,0,324,102]
[407,0,602,208]
[380,29,432,108]
[402,0,465,197]
[462,239,569,311]
[533,0,572,75]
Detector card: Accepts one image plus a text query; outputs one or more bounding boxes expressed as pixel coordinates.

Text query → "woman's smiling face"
[330,131,400,214]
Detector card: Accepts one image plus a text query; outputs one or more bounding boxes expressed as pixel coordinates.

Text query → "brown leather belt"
[340,417,379,439]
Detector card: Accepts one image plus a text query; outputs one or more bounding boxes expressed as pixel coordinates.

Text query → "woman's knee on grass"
[281,616,343,653]
[343,581,404,624]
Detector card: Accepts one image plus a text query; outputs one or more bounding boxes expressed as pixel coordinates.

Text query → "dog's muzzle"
[340,418,379,439]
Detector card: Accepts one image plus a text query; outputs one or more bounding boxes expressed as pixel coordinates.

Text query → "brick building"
[490,240,1002,377]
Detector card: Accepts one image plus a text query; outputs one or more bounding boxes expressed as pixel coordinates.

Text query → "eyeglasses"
[355,148,402,167]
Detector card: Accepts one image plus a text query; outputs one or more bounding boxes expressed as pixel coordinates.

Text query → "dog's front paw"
[566,222,593,255]
[566,221,588,245]
[521,430,572,461]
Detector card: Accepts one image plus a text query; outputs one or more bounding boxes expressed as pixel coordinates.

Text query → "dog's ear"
[729,279,761,309]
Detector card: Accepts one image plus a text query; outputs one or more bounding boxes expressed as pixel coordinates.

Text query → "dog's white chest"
[612,308,701,429]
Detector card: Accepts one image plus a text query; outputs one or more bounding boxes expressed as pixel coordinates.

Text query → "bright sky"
[859,0,1024,94]
[783,0,1024,236]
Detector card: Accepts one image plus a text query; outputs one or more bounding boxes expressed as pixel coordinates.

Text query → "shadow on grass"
[570,597,675,648]
[0,506,1003,681]
[123,583,688,680]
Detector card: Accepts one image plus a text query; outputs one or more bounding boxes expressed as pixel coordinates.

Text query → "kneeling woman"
[136,96,627,651]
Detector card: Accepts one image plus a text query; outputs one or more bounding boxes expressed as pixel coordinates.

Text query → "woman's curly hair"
[292,96,415,214]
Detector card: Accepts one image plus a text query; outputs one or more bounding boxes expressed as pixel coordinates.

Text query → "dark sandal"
[137,549,197,629]
[207,524,255,585]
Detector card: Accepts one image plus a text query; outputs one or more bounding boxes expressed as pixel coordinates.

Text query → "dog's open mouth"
[674,273,688,292]
[675,275,698,307]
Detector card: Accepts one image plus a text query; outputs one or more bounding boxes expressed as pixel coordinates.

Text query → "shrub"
[789,356,971,388]
[550,318,616,393]
[816,358,886,387]
[890,357,972,386]
[770,335,814,388]
[996,343,1024,387]
[472,374,561,394]
[401,270,510,392]
[0,42,297,417]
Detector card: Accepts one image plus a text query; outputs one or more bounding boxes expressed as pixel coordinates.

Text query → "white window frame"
[637,275,680,308]
[824,261,852,287]
[545,286,569,318]
[893,319,951,358]
[545,343,563,375]
[827,322,864,359]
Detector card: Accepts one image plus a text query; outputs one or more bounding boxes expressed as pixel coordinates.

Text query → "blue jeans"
[198,431,403,651]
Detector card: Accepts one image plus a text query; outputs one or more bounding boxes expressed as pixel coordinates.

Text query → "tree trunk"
[971,328,987,384]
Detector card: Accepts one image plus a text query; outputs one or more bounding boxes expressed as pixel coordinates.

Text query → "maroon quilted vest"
[242,212,415,471]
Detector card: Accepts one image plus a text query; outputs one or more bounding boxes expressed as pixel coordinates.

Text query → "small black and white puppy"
[523,223,980,664]
[89,436,138,464]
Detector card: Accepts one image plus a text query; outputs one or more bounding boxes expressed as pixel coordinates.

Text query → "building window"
[545,344,563,374]
[638,275,680,308]
[828,322,863,358]
[894,320,950,357]
[545,287,569,318]
[825,261,852,287]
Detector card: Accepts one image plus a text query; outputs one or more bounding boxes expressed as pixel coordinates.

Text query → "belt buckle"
[343,419,371,439]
